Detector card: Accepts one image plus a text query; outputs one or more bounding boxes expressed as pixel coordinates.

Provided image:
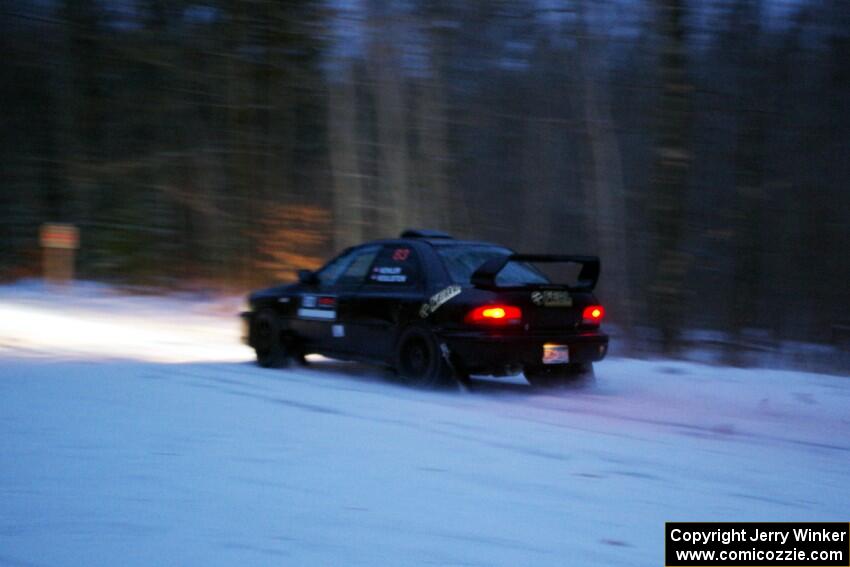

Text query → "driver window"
[316,251,354,286]
[335,246,381,286]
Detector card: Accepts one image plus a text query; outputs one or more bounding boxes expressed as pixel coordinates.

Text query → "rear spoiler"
[470,254,600,291]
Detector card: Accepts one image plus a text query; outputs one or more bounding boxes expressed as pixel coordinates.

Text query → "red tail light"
[582,305,604,325]
[466,305,522,325]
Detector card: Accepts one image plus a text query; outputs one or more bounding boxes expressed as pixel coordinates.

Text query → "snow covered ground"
[1,281,848,566]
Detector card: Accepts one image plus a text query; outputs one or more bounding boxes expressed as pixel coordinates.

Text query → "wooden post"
[40,224,79,284]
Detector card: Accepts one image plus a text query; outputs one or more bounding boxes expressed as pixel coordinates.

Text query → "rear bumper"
[439,330,609,375]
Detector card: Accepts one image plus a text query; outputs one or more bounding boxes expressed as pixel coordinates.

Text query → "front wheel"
[524,363,594,389]
[395,326,455,388]
[251,309,290,368]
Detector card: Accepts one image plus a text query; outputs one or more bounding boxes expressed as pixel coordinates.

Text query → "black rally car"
[242,230,608,387]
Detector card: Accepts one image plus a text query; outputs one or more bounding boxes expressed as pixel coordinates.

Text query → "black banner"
[666,522,849,566]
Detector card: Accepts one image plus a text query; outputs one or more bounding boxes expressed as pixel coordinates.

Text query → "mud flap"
[439,342,470,391]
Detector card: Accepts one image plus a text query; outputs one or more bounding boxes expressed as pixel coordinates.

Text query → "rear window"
[436,245,550,285]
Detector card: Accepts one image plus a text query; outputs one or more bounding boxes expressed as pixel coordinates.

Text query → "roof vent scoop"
[400,229,453,239]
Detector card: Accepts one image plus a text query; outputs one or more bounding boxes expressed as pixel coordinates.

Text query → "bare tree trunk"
[714,1,766,363]
[520,117,554,252]
[415,71,450,233]
[329,64,365,251]
[519,40,555,253]
[369,17,409,237]
[575,1,634,341]
[223,1,255,287]
[62,0,103,225]
[649,0,693,354]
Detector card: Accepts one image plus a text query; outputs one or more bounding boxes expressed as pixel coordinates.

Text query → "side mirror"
[298,269,318,285]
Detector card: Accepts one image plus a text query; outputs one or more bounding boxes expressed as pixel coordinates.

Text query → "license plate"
[542,344,569,365]
[531,290,573,307]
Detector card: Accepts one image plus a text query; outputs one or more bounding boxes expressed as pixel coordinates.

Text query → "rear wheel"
[251,309,290,368]
[395,326,455,388]
[524,363,594,389]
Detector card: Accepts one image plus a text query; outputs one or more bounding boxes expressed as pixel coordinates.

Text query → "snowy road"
[1,283,848,566]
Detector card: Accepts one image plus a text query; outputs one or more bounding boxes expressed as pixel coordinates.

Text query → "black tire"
[395,325,455,388]
[251,309,290,369]
[524,363,594,389]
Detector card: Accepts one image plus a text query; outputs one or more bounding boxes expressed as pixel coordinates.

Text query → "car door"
[291,245,380,353]
[345,244,426,361]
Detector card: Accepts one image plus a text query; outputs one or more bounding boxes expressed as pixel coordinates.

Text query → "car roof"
[358,237,510,250]
[338,235,515,288]
[373,229,511,250]
[425,239,509,249]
